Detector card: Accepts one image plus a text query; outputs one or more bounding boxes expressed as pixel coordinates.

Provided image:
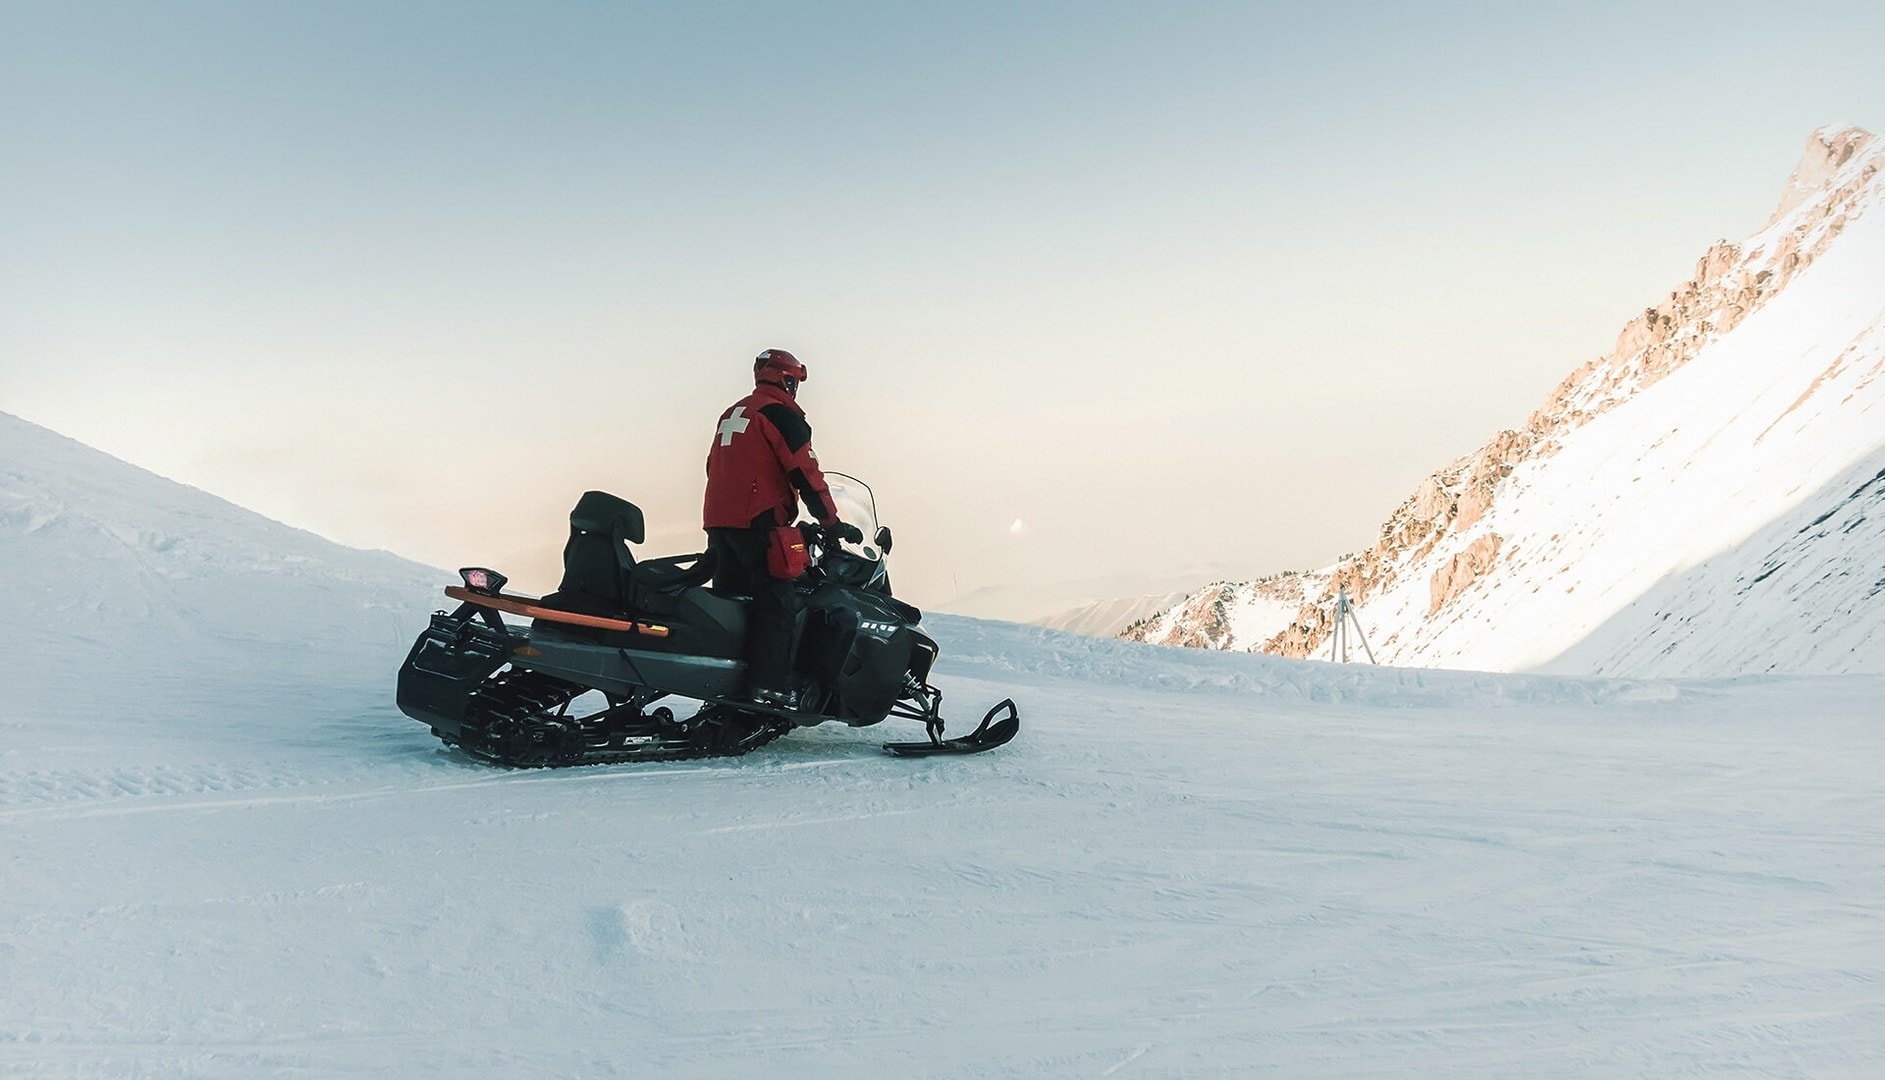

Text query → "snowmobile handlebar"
[801,520,864,550]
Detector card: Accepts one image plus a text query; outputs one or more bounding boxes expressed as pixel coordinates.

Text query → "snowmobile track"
[446,668,791,768]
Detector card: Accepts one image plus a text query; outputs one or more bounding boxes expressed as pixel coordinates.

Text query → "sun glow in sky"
[5,1,1883,615]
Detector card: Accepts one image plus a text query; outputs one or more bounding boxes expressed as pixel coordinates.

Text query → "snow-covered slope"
[1129,126,1885,677]
[7,417,1885,1076]
[1,410,440,758]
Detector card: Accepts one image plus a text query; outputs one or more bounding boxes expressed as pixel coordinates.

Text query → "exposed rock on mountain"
[1127,126,1885,677]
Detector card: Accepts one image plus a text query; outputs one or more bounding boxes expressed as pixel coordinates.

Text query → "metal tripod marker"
[1328,584,1378,664]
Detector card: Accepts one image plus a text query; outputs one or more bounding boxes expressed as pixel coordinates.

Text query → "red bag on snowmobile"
[766,524,810,579]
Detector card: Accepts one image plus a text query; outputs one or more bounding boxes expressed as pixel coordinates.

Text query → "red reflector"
[459,567,508,595]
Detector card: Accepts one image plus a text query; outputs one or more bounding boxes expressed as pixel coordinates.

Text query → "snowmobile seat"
[629,551,719,616]
[541,490,644,614]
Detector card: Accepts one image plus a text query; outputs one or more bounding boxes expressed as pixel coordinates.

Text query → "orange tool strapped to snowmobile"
[441,586,668,636]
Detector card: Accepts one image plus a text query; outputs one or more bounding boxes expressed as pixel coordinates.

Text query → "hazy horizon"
[6,2,1883,614]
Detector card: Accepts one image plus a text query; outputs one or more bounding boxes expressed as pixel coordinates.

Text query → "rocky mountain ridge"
[1125,126,1885,677]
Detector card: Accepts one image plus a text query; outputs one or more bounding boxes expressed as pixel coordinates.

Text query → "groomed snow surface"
[5,412,1883,1076]
[6,620,1883,1077]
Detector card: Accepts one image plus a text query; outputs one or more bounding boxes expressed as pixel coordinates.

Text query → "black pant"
[706,527,800,694]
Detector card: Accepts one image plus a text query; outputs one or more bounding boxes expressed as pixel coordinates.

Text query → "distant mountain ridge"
[1032,589,1195,638]
[938,563,1249,626]
[1126,126,1885,677]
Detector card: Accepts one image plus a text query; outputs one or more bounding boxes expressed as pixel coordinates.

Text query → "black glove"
[830,521,865,546]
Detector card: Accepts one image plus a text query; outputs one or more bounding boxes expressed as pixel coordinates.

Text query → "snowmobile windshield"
[821,473,882,562]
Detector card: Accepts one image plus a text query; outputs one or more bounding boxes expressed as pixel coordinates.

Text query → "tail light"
[459,567,508,596]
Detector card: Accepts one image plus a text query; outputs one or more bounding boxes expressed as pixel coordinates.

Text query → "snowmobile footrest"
[883,698,1019,757]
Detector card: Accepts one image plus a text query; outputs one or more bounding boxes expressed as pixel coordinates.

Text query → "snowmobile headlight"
[459,567,508,597]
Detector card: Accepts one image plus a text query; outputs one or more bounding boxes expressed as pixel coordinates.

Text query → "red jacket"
[704,382,839,530]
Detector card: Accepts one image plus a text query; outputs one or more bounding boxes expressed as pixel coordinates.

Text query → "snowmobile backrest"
[557,490,643,606]
[570,490,644,545]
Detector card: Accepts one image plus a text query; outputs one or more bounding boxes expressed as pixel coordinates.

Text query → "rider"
[704,348,861,707]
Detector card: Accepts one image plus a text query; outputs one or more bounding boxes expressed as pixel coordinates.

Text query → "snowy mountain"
[7,413,1885,1075]
[939,564,1247,626]
[1128,126,1885,677]
[1032,588,1193,637]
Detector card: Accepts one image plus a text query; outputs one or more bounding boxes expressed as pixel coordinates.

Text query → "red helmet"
[754,348,808,388]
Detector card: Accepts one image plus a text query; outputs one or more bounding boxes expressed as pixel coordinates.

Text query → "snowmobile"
[396,473,1017,767]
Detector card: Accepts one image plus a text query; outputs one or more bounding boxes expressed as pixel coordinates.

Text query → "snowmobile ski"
[883,698,1020,757]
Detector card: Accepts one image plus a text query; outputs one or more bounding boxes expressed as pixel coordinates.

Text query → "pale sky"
[4,1,1882,615]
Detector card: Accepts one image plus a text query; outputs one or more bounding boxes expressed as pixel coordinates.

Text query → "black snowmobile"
[396,473,1017,767]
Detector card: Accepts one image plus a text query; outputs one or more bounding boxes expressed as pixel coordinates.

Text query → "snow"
[1224,581,1315,653]
[7,411,1885,1076]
